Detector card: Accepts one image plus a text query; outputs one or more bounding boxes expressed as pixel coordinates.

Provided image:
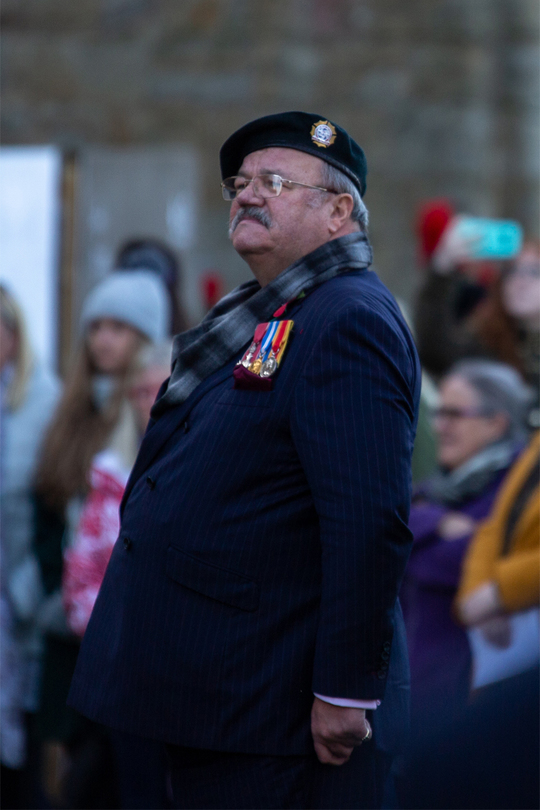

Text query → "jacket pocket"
[166,546,259,612]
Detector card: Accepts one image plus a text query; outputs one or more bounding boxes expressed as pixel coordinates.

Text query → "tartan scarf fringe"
[152,232,372,416]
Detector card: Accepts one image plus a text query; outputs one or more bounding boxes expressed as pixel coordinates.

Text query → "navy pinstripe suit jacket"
[68,268,421,756]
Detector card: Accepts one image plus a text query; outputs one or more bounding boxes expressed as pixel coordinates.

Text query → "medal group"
[238,319,294,379]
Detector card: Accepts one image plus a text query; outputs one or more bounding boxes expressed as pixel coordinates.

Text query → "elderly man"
[68,112,420,809]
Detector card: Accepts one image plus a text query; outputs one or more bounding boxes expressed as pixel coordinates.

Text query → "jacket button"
[146,476,156,490]
[381,651,390,662]
[378,671,387,679]
[123,537,133,551]
[382,641,391,652]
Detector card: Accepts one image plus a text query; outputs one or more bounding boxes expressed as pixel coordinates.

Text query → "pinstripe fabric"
[68,269,420,758]
[166,743,390,809]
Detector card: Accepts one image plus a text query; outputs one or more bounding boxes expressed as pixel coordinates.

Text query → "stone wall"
[2,0,539,303]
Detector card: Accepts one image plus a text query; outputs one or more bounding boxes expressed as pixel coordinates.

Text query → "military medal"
[241,323,268,369]
[260,320,293,377]
[260,356,277,378]
[234,318,294,390]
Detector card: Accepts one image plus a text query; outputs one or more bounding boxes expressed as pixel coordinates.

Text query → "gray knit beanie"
[81,271,171,343]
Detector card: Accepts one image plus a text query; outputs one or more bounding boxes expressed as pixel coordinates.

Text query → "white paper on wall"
[0,146,62,370]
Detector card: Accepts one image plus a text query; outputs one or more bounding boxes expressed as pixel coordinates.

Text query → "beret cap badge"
[310,120,337,148]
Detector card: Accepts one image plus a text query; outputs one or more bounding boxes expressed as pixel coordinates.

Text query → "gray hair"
[448,359,532,444]
[319,162,369,231]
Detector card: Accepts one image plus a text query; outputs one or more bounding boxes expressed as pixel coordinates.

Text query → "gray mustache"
[229,206,272,238]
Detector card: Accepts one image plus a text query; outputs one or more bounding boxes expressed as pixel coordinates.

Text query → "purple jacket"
[402,466,510,715]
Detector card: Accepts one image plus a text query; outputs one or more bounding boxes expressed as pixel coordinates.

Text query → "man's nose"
[234,179,264,206]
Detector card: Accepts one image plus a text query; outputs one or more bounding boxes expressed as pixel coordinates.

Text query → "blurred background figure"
[116,239,189,335]
[395,298,439,484]
[32,270,169,809]
[0,285,60,808]
[403,431,540,810]
[410,372,439,485]
[126,341,173,436]
[200,271,225,315]
[402,653,539,810]
[62,340,172,810]
[456,431,539,686]
[63,340,172,639]
[401,359,531,734]
[414,202,540,429]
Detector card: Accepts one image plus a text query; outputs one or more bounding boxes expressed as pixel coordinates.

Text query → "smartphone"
[452,217,523,261]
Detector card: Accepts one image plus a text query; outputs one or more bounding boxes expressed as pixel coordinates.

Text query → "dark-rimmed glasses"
[432,407,487,421]
[221,173,335,201]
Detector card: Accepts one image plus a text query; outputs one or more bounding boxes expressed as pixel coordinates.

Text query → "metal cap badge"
[310,120,337,148]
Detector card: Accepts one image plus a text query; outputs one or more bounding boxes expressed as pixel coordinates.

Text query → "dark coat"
[68,269,421,757]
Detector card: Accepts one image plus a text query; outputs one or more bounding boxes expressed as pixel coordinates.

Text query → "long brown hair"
[472,239,540,375]
[35,336,145,512]
[471,274,524,374]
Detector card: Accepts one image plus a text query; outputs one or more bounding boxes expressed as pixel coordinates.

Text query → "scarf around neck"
[152,232,373,416]
[421,438,519,506]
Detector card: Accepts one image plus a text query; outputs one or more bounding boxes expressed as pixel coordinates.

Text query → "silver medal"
[260,356,278,377]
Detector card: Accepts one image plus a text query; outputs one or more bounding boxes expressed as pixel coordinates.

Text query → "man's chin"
[231,230,272,257]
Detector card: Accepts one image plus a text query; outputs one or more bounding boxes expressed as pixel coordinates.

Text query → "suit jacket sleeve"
[290,302,418,700]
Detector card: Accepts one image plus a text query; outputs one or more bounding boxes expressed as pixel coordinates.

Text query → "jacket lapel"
[121,362,236,511]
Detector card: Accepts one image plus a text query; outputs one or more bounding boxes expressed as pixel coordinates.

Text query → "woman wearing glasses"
[400,359,531,735]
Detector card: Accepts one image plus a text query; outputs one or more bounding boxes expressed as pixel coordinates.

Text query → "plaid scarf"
[152,232,372,416]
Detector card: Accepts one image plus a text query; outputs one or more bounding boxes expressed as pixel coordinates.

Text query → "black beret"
[220,111,367,197]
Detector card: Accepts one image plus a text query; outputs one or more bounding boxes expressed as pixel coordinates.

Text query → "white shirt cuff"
[314,693,381,709]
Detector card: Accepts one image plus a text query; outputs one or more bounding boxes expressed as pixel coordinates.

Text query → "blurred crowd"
[1,208,539,809]
[1,241,179,809]
[401,202,539,809]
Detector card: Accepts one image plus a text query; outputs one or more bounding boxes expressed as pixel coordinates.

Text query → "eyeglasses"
[221,173,335,201]
[432,407,487,421]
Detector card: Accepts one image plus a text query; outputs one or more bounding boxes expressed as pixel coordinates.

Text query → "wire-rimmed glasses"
[221,173,334,201]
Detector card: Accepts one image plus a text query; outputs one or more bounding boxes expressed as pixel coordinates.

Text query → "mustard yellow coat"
[457,432,540,613]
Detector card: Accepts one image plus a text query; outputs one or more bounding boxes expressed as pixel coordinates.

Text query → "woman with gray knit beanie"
[32,270,170,809]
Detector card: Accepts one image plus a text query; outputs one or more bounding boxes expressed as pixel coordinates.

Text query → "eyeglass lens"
[222,174,282,200]
[433,407,483,420]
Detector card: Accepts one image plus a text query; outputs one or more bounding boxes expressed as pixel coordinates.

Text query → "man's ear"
[328,193,355,234]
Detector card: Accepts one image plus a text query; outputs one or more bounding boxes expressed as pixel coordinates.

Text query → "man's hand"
[311,697,371,766]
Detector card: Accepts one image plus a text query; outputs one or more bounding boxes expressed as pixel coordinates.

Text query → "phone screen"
[453,217,523,261]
